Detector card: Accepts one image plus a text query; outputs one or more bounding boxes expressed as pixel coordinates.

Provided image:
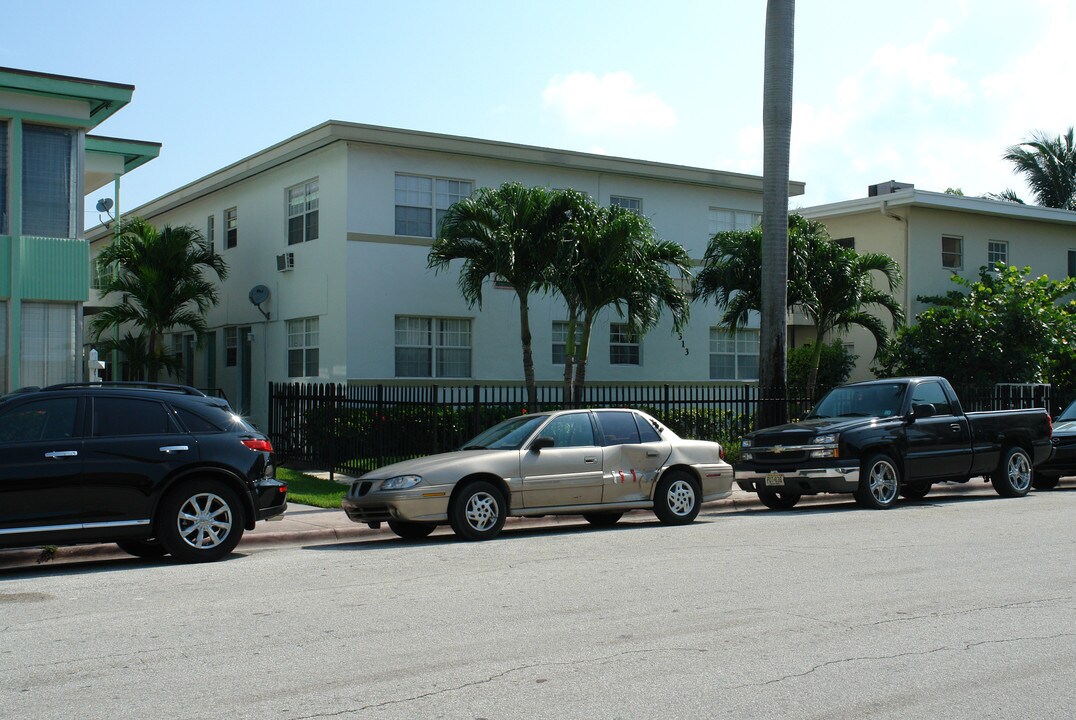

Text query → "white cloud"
[542,71,677,137]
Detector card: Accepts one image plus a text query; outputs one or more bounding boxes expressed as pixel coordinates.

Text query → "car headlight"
[742,439,753,449]
[741,452,754,461]
[813,433,838,445]
[380,475,422,491]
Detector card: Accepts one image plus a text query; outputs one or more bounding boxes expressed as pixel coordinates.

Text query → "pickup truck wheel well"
[859,446,902,477]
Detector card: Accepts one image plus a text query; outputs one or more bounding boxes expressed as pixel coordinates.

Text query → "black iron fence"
[267,380,1071,477]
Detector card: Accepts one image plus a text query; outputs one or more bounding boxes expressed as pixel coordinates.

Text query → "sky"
[3,0,1072,223]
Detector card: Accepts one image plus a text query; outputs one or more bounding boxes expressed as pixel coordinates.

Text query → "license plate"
[764,472,784,487]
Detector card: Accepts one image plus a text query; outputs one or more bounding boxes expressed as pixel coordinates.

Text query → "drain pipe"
[880,199,910,322]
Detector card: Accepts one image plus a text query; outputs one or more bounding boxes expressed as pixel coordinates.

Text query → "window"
[835,237,855,249]
[636,415,662,442]
[287,317,320,378]
[709,328,759,380]
[22,125,75,238]
[708,207,760,235]
[0,398,78,443]
[1069,250,1076,278]
[942,235,962,269]
[224,326,238,367]
[394,174,472,237]
[0,120,7,234]
[394,316,472,378]
[90,255,111,291]
[596,411,641,445]
[207,215,215,254]
[609,323,640,365]
[287,179,319,245]
[21,302,75,387]
[910,381,953,416]
[225,207,237,249]
[92,398,175,436]
[987,241,1008,266]
[610,195,642,214]
[542,413,596,448]
[552,321,583,364]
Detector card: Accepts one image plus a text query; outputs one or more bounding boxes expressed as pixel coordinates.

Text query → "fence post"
[472,384,481,437]
[328,383,337,483]
[376,384,385,468]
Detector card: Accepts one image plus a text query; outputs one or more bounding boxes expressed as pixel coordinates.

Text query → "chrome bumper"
[735,466,860,493]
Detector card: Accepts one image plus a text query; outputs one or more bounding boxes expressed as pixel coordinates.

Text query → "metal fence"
[267,380,1071,477]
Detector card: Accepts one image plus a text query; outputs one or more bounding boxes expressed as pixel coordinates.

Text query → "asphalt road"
[2,485,1074,720]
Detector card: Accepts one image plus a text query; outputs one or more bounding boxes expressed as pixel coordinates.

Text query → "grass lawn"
[277,467,348,509]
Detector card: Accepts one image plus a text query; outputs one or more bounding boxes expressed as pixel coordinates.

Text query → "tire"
[116,538,168,559]
[900,482,931,500]
[854,454,901,509]
[1032,473,1060,491]
[157,479,245,562]
[387,520,437,540]
[991,447,1032,498]
[653,471,701,525]
[583,512,624,527]
[756,491,801,510]
[449,481,507,541]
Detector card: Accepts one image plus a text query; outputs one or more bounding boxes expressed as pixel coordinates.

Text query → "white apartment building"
[87,121,806,428]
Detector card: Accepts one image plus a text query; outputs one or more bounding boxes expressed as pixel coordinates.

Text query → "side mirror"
[911,403,936,419]
[530,436,555,452]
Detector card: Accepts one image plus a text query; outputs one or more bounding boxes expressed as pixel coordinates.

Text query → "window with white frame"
[709,328,759,380]
[224,326,238,367]
[22,125,75,238]
[394,174,472,237]
[0,121,7,235]
[708,207,760,235]
[988,240,1008,265]
[394,316,472,378]
[287,179,319,245]
[207,215,215,254]
[225,207,238,249]
[610,195,642,215]
[287,317,320,377]
[552,321,583,364]
[90,255,111,291]
[942,235,962,269]
[21,302,75,387]
[609,323,640,365]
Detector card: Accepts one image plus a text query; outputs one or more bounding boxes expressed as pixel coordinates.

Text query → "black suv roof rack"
[40,382,208,397]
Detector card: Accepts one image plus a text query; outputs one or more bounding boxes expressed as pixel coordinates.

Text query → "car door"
[520,412,603,508]
[902,381,973,480]
[596,411,672,503]
[79,396,199,525]
[0,396,85,538]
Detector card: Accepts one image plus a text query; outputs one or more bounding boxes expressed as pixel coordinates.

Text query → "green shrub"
[787,341,857,393]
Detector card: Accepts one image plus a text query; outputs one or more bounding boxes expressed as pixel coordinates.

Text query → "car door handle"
[44,450,78,459]
[950,424,962,433]
[159,445,189,454]
[584,457,598,464]
[646,450,660,457]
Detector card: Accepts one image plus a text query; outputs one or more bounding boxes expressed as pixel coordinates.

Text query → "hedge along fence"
[267,382,819,476]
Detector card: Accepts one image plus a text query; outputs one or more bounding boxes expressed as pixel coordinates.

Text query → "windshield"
[461,414,549,450]
[806,383,907,420]
[1058,400,1076,422]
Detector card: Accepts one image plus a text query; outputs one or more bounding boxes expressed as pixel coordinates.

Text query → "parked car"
[0,382,287,562]
[342,408,733,541]
[1032,398,1076,489]
[735,376,1052,510]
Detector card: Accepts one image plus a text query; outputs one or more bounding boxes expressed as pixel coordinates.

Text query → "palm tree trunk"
[807,329,825,392]
[562,314,577,408]
[147,330,161,383]
[518,295,537,411]
[572,312,595,406]
[759,0,795,428]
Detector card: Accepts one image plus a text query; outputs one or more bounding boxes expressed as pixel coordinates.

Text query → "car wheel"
[854,454,900,509]
[653,471,701,525]
[991,447,1032,498]
[756,491,800,510]
[158,479,245,562]
[449,481,507,541]
[583,512,624,527]
[1031,472,1060,490]
[387,520,437,540]
[116,538,168,559]
[900,481,931,500]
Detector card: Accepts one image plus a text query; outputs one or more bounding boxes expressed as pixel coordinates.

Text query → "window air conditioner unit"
[276,252,295,272]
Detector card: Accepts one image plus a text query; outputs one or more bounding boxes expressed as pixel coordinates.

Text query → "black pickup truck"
[735,377,1052,510]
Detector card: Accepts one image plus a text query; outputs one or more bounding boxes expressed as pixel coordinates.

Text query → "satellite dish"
[248,285,270,306]
[96,197,114,213]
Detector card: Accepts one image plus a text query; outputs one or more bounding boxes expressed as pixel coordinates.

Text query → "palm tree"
[760,0,796,426]
[430,183,570,409]
[1000,128,1076,210]
[90,217,228,382]
[694,214,902,390]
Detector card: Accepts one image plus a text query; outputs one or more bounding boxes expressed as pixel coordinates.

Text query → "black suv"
[0,382,287,562]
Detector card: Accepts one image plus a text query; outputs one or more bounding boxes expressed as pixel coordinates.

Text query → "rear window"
[93,398,177,436]
[596,411,641,445]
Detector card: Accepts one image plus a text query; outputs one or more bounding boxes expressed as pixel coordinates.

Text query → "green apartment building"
[0,66,158,392]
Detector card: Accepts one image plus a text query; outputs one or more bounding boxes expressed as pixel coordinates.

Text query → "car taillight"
[719,444,726,460]
[242,438,273,453]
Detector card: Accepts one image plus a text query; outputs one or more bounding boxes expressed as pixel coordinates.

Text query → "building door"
[238,326,252,415]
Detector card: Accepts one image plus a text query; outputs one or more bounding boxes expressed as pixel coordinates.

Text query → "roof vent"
[868,181,914,197]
